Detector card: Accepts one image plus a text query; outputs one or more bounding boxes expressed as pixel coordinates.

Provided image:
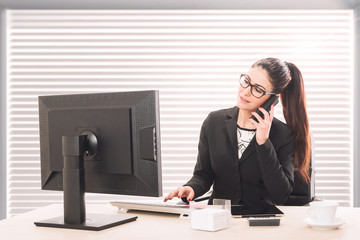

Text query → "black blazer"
[185,106,295,206]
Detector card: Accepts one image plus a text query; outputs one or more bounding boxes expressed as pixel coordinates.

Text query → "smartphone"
[250,95,279,123]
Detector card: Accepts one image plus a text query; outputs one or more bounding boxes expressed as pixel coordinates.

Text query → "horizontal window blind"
[6,10,353,216]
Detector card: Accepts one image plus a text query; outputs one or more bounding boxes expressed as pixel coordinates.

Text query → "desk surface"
[0,204,359,240]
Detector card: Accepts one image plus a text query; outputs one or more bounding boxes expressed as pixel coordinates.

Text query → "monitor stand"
[34,135,137,231]
[34,213,138,231]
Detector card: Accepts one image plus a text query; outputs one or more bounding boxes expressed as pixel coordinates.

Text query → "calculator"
[248,217,281,226]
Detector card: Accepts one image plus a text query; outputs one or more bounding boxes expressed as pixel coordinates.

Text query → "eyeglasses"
[239,74,276,98]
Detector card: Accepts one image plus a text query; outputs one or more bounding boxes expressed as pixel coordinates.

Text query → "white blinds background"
[6,10,353,216]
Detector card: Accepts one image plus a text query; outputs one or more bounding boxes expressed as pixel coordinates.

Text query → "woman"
[164,57,311,206]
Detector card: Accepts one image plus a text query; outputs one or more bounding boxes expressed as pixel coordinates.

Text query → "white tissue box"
[191,208,231,232]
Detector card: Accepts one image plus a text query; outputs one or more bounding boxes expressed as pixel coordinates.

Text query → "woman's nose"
[243,86,252,96]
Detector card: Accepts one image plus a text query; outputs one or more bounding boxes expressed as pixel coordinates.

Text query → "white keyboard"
[111,199,191,215]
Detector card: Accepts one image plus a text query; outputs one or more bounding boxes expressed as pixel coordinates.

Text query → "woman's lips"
[240,96,250,103]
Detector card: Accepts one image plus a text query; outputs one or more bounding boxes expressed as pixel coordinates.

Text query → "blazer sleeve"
[255,129,295,205]
[183,115,214,199]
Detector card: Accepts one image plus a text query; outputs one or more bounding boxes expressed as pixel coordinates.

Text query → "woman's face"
[237,66,274,111]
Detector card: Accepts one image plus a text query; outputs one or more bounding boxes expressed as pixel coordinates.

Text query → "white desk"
[0,204,359,240]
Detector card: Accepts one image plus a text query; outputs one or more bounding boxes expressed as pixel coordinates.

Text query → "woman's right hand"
[163,186,195,202]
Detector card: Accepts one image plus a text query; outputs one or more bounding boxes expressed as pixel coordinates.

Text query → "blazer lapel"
[238,137,256,165]
[225,106,257,165]
[225,107,239,160]
[225,107,256,164]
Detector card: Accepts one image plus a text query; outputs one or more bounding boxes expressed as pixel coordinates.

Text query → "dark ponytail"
[282,62,311,183]
[252,58,311,183]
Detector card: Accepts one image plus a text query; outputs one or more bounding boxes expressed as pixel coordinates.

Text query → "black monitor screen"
[38,90,162,197]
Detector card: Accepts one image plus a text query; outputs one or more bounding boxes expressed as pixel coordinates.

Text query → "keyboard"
[111,199,191,215]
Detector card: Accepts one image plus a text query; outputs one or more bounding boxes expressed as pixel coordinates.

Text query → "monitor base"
[34,213,137,231]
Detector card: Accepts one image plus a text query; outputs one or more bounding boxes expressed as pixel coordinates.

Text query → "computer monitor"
[35,90,162,231]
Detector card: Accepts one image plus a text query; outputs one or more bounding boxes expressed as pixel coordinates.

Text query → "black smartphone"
[250,95,279,123]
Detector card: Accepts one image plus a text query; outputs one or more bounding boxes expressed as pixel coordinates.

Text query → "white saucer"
[303,217,347,230]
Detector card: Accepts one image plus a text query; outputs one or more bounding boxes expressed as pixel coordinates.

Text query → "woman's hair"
[252,57,311,183]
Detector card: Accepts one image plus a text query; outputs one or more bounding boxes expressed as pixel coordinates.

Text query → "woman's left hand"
[249,104,275,145]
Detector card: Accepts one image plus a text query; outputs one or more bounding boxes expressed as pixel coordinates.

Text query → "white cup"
[308,201,338,224]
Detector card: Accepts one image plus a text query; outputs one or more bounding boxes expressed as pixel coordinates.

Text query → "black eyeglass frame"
[239,74,277,98]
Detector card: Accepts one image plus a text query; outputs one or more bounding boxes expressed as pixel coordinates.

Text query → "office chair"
[283,162,315,206]
[283,135,315,206]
